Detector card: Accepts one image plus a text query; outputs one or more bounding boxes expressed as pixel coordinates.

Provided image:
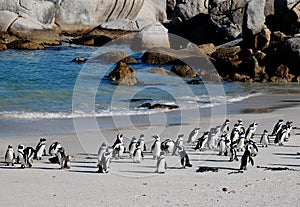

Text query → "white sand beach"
[0,94,299,207]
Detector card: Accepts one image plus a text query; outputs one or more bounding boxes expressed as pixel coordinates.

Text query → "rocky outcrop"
[142,51,179,65]
[7,39,44,50]
[94,51,137,64]
[270,64,295,82]
[170,65,198,78]
[139,103,179,110]
[108,61,138,86]
[72,57,87,63]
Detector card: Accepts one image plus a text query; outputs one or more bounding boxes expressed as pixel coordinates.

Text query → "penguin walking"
[34,138,46,160]
[285,121,293,141]
[56,147,70,169]
[220,119,230,136]
[151,135,161,159]
[128,137,138,158]
[137,134,146,152]
[172,134,184,155]
[187,128,200,143]
[207,126,221,149]
[272,119,284,136]
[275,125,287,146]
[155,152,167,173]
[97,148,113,173]
[237,133,246,152]
[5,145,15,166]
[177,144,192,168]
[229,128,239,161]
[260,130,269,147]
[98,142,107,163]
[236,119,245,134]
[245,123,258,141]
[194,131,209,151]
[24,147,35,168]
[112,134,125,159]
[49,142,62,156]
[161,139,175,154]
[218,134,227,156]
[133,145,144,163]
[240,141,258,170]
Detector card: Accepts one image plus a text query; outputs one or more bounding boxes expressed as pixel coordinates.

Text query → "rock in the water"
[94,51,137,64]
[147,67,171,75]
[108,61,138,86]
[7,39,44,50]
[72,57,87,62]
[142,51,179,65]
[0,43,7,50]
[131,22,170,51]
[170,65,198,78]
[229,73,253,82]
[139,103,179,110]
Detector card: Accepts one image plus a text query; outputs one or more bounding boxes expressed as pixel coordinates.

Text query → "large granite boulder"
[141,51,179,65]
[108,61,138,86]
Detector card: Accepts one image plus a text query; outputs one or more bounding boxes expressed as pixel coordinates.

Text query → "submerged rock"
[140,103,179,110]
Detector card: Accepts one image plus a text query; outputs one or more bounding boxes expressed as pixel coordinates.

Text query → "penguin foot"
[185,163,192,167]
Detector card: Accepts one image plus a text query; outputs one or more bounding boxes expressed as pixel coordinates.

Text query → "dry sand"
[0,97,300,207]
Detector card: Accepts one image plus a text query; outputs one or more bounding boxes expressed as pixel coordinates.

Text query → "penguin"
[237,133,246,152]
[49,142,62,156]
[236,119,245,134]
[177,144,192,168]
[155,151,167,173]
[194,131,209,151]
[137,134,146,152]
[17,145,26,168]
[97,142,107,163]
[24,147,35,168]
[229,127,239,161]
[220,119,230,136]
[260,129,269,147]
[151,135,161,159]
[275,125,287,146]
[161,139,175,154]
[272,119,284,136]
[97,147,113,173]
[187,128,200,143]
[128,137,138,158]
[285,121,293,141]
[34,138,46,160]
[218,134,227,156]
[207,126,221,149]
[172,134,184,155]
[133,145,144,163]
[240,141,258,170]
[112,134,125,159]
[245,122,258,141]
[5,145,15,166]
[56,147,70,169]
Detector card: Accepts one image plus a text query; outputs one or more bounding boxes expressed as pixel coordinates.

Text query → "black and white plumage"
[245,122,258,141]
[56,147,70,169]
[187,128,200,143]
[229,128,239,161]
[98,142,107,163]
[218,134,229,156]
[155,152,167,173]
[161,139,175,154]
[207,126,221,149]
[128,137,138,158]
[194,131,209,151]
[34,138,46,160]
[137,134,146,152]
[112,134,125,159]
[24,147,35,168]
[97,148,113,173]
[236,119,245,134]
[5,145,15,166]
[272,119,284,136]
[285,121,293,141]
[275,125,287,145]
[237,133,246,152]
[240,141,258,170]
[133,145,144,163]
[49,142,62,156]
[177,144,192,168]
[220,119,230,136]
[17,145,26,168]
[151,135,161,159]
[260,130,269,147]
[172,134,184,155]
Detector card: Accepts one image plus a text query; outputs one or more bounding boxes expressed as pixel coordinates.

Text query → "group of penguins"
[3,118,294,173]
[96,118,294,173]
[4,139,71,169]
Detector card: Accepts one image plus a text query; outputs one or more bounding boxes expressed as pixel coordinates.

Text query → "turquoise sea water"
[0,43,299,121]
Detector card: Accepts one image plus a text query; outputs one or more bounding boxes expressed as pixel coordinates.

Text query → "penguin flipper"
[164,161,167,169]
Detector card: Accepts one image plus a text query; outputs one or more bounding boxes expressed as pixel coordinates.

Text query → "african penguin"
[49,142,62,156]
[161,139,175,154]
[5,145,15,166]
[151,135,161,159]
[24,147,35,168]
[172,134,184,155]
[237,133,246,152]
[155,152,167,173]
[97,148,113,173]
[128,137,138,158]
[260,130,269,147]
[220,119,230,136]
[112,134,125,159]
[133,145,143,163]
[56,147,70,169]
[187,128,200,143]
[194,131,209,151]
[17,145,26,168]
[137,134,146,152]
[34,138,46,160]
[240,141,258,170]
[97,142,107,163]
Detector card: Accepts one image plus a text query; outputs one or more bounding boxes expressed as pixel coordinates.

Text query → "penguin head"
[8,145,13,149]
[195,127,200,131]
[140,134,144,138]
[40,138,46,142]
[101,142,106,147]
[152,135,160,140]
[178,134,184,138]
[263,129,268,134]
[117,134,123,141]
[225,119,230,124]
[18,144,24,151]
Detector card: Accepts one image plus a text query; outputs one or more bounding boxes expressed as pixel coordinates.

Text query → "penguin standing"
[237,133,246,152]
[97,148,113,173]
[49,142,62,156]
[17,145,26,168]
[161,139,175,154]
[24,147,35,168]
[128,137,138,158]
[245,123,258,141]
[172,134,184,155]
[207,126,221,149]
[5,145,15,166]
[151,135,161,159]
[34,138,46,160]
[240,141,258,170]
[177,143,192,168]
[97,142,107,163]
[137,134,146,152]
[112,134,125,159]
[155,152,167,173]
[260,130,269,147]
[56,147,70,169]
[187,128,200,143]
[285,121,293,141]
[218,134,227,156]
[133,145,144,163]
[229,128,239,161]
[276,125,287,146]
[194,131,209,151]
[272,119,283,136]
[236,119,245,134]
